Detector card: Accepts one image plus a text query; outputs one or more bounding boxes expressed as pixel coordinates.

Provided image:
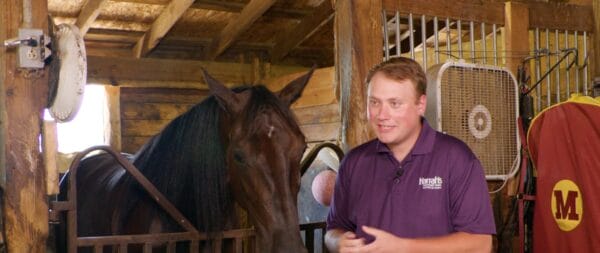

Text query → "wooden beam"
[504,2,530,76]
[110,0,309,19]
[206,0,276,60]
[527,2,593,32]
[133,0,195,57]
[271,0,334,62]
[335,0,383,150]
[75,0,109,35]
[86,56,308,88]
[382,0,505,25]
[1,0,49,251]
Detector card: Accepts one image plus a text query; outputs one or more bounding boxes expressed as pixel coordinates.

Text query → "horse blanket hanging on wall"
[527,95,600,253]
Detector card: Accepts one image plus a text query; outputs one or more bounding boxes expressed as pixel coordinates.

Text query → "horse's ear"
[277,67,315,107]
[201,68,243,113]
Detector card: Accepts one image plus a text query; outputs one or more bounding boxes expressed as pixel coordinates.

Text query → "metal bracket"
[3,28,51,69]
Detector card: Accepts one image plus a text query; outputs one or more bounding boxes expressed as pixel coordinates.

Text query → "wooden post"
[334,0,382,150]
[504,2,529,77]
[0,0,50,251]
[105,85,122,151]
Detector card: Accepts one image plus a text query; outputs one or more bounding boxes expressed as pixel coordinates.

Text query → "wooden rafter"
[271,0,334,62]
[111,0,309,19]
[75,0,109,35]
[133,0,195,58]
[206,0,277,60]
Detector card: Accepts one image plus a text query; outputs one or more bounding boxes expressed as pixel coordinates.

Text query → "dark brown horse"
[57,69,314,252]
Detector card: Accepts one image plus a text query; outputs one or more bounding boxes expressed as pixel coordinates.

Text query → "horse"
[55,69,314,253]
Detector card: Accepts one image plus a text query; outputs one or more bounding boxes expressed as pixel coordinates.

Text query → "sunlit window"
[45,85,109,153]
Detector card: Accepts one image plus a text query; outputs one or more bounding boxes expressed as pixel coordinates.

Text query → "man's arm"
[358,226,492,253]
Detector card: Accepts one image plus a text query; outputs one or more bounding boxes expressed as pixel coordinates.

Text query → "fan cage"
[425,61,520,180]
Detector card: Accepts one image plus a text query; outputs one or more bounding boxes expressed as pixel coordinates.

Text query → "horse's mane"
[126,93,231,233]
[120,85,299,234]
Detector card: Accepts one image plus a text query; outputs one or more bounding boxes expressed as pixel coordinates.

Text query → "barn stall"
[0,0,598,252]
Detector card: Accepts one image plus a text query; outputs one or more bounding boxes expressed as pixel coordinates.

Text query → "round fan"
[47,23,87,123]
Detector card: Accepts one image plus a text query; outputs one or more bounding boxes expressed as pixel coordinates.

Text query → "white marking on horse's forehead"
[267,125,275,138]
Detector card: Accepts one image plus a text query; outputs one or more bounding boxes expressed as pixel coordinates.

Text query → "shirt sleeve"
[326,156,356,232]
[449,154,497,235]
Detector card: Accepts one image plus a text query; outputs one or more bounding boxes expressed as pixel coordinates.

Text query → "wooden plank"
[134,0,195,57]
[122,119,171,137]
[271,0,334,61]
[42,120,59,195]
[0,0,50,251]
[87,56,308,88]
[111,0,309,19]
[207,0,277,60]
[301,122,340,143]
[527,2,593,32]
[75,0,110,35]
[504,2,530,79]
[382,0,505,25]
[263,67,336,108]
[120,87,208,103]
[293,103,340,125]
[122,136,152,154]
[105,86,122,151]
[335,0,382,149]
[121,102,194,120]
[87,56,252,85]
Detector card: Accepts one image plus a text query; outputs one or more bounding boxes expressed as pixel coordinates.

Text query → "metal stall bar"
[434,16,439,64]
[470,21,475,62]
[446,18,451,58]
[555,29,561,102]
[409,13,415,59]
[457,20,462,59]
[574,31,580,93]
[395,11,401,57]
[583,31,588,95]
[481,22,486,64]
[382,9,389,60]
[546,28,551,107]
[565,30,571,97]
[493,24,498,65]
[421,15,427,68]
[535,28,541,111]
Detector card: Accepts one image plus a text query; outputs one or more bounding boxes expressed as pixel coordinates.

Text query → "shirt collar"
[376,117,436,155]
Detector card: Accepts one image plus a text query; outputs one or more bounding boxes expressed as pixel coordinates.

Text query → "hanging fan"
[47,22,87,123]
[425,61,520,180]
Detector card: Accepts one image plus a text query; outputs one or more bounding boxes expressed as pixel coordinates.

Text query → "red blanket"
[528,95,600,253]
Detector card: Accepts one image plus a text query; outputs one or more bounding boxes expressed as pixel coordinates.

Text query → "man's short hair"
[366,57,427,97]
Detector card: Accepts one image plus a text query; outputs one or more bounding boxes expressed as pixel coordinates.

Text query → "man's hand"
[354,226,407,253]
[337,231,367,253]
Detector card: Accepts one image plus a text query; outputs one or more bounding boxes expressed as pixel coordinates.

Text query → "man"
[325,57,495,253]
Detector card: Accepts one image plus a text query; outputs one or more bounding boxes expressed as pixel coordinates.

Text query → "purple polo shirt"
[326,120,496,242]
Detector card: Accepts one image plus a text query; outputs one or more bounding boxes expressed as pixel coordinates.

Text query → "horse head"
[202,69,313,253]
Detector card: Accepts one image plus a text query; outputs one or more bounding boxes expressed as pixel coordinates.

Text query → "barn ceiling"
[48,0,335,68]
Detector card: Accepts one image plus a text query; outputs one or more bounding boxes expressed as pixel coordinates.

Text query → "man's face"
[367,72,426,150]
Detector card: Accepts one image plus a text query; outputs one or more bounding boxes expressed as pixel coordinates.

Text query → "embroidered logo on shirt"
[418,176,443,190]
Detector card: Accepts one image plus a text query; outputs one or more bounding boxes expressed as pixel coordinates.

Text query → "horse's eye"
[233,150,246,165]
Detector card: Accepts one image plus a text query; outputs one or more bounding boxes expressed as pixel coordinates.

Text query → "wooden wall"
[120,87,208,153]
[118,66,339,154]
[263,67,340,145]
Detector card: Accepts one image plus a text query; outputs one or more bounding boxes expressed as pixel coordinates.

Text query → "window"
[45,85,109,153]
